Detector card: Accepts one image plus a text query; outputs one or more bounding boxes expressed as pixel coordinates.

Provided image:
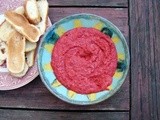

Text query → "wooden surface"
[48,0,128,7]
[0,110,129,120]
[1,0,160,119]
[130,0,160,119]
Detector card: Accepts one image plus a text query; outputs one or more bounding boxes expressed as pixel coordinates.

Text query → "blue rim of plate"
[38,13,130,105]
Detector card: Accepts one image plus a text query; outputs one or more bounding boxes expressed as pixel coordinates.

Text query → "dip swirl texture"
[51,27,117,94]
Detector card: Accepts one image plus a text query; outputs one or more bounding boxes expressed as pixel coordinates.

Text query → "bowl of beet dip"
[38,13,130,105]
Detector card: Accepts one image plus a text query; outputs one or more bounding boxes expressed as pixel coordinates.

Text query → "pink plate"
[0,0,52,90]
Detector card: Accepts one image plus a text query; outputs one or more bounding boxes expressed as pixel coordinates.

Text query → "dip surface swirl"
[51,27,117,94]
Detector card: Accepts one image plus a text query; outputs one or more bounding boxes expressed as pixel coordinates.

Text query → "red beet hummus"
[51,27,117,94]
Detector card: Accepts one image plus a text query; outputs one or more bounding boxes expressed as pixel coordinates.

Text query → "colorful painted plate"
[38,13,130,105]
[0,0,52,90]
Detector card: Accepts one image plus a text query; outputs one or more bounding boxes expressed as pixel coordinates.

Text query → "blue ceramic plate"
[38,13,130,105]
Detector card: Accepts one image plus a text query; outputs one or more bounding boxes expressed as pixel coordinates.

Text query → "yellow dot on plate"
[68,90,76,99]
[118,53,125,60]
[43,63,52,71]
[93,22,104,30]
[107,85,112,90]
[113,71,123,79]
[73,19,82,28]
[112,36,120,44]
[88,93,96,101]
[55,26,66,36]
[51,80,61,87]
[44,44,54,53]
